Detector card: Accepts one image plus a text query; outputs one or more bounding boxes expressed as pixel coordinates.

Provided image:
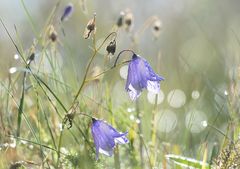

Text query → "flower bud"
[61,3,73,22]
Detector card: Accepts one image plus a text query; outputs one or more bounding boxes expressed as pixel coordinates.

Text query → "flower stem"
[136,100,144,168]
[72,32,117,106]
[114,145,120,169]
[150,94,158,166]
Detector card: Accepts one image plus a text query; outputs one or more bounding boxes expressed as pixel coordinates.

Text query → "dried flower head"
[116,11,125,27]
[84,13,96,39]
[106,39,116,55]
[91,118,129,160]
[152,18,162,38]
[63,102,79,129]
[27,45,35,65]
[48,25,57,42]
[61,3,74,22]
[124,9,133,31]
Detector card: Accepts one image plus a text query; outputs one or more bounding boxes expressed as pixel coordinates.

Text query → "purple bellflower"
[125,53,164,101]
[61,3,73,22]
[91,118,129,160]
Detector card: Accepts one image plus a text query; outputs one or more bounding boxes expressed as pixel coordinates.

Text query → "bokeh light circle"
[119,65,128,79]
[167,89,186,108]
[191,90,200,100]
[156,109,177,133]
[185,109,207,133]
[147,90,164,105]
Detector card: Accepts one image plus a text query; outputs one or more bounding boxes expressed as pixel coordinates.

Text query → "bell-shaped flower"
[91,118,128,160]
[61,3,73,22]
[125,54,164,101]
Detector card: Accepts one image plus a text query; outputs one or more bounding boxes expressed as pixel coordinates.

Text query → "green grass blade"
[165,154,210,169]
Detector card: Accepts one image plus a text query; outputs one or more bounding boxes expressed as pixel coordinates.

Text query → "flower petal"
[99,148,113,157]
[114,133,129,144]
[91,119,129,159]
[147,80,160,93]
[127,84,141,101]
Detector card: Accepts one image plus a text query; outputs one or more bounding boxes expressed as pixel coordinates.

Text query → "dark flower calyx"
[154,25,160,31]
[29,53,35,61]
[117,17,123,27]
[106,40,116,55]
[125,19,132,26]
[49,32,57,42]
[132,53,137,59]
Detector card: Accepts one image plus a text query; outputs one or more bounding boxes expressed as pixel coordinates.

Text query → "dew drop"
[9,67,17,74]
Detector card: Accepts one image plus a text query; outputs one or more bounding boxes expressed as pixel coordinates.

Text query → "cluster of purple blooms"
[91,52,164,159]
[59,4,164,160]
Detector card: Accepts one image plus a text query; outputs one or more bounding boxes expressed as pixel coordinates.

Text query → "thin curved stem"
[96,32,117,51]
[76,112,93,119]
[85,60,131,82]
[112,49,135,68]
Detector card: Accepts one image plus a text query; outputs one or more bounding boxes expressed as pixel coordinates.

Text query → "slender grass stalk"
[56,130,63,168]
[20,0,38,36]
[72,32,117,105]
[38,96,57,149]
[114,145,120,169]
[0,81,46,159]
[16,69,26,137]
[135,100,144,168]
[150,94,158,166]
[6,135,67,156]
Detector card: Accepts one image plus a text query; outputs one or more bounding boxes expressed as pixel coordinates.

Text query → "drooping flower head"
[123,9,133,32]
[152,18,162,39]
[61,3,74,22]
[83,13,96,39]
[123,52,164,100]
[91,118,128,160]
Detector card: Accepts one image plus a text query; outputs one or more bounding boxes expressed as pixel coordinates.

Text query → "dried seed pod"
[27,45,35,64]
[61,3,73,22]
[116,11,125,27]
[83,13,96,39]
[106,40,116,55]
[28,53,35,62]
[124,9,133,31]
[152,19,162,38]
[63,102,79,129]
[48,25,57,42]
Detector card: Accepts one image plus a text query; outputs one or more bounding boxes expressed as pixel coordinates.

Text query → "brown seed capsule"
[106,40,116,55]
[27,45,35,65]
[116,11,125,27]
[124,9,133,31]
[152,19,162,38]
[84,13,96,39]
[48,25,57,42]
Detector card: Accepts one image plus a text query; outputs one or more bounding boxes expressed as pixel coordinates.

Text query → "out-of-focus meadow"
[0,0,240,168]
